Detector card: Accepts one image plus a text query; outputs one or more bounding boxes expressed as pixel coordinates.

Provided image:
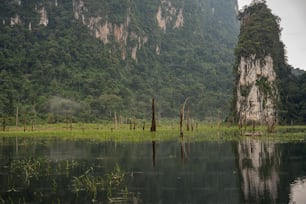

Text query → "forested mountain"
[1,0,239,122]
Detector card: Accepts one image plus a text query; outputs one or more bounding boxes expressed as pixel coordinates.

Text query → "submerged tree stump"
[186,106,190,131]
[150,97,156,132]
[180,97,190,137]
[180,105,184,137]
[16,106,19,128]
[2,118,6,132]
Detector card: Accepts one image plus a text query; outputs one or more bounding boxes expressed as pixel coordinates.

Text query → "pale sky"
[238,0,306,70]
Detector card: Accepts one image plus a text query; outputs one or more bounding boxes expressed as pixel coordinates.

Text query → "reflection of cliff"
[237,138,281,202]
[289,178,306,204]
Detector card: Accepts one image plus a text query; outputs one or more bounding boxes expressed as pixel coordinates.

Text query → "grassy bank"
[1,122,306,142]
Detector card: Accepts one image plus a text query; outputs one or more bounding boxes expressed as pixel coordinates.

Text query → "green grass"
[1,123,306,142]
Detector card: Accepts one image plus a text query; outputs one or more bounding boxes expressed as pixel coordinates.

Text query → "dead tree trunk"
[180,97,190,137]
[16,106,19,128]
[69,116,72,131]
[180,105,184,137]
[66,116,69,130]
[2,118,5,132]
[217,111,221,128]
[150,97,156,132]
[23,117,26,132]
[128,118,132,130]
[186,105,190,131]
[191,119,194,132]
[114,112,117,130]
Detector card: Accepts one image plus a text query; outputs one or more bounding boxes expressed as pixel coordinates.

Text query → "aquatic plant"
[71,167,104,200]
[9,158,41,185]
[71,164,131,202]
[106,164,125,199]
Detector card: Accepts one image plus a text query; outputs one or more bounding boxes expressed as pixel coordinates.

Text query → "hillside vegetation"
[0,0,240,123]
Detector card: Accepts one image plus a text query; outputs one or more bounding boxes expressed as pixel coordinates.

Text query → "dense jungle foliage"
[0,0,239,123]
[233,1,306,124]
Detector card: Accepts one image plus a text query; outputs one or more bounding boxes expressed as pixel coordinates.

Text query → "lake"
[1,136,306,203]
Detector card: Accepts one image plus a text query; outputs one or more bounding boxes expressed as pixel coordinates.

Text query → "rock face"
[10,14,21,26]
[70,0,185,60]
[38,7,48,26]
[72,0,149,60]
[236,54,278,126]
[156,0,184,32]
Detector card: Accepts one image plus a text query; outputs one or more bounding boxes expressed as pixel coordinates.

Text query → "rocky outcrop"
[156,0,184,32]
[174,8,184,28]
[92,20,111,44]
[13,0,21,5]
[156,45,161,55]
[38,7,48,26]
[72,0,148,61]
[236,54,278,126]
[156,6,167,32]
[10,14,21,26]
[11,5,48,27]
[72,0,86,24]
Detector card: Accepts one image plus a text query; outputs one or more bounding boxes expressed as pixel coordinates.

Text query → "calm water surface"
[1,136,306,203]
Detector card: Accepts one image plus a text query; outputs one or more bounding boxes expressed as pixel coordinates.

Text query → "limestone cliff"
[233,1,286,126]
[38,7,48,26]
[156,0,184,32]
[236,54,277,125]
[72,0,184,60]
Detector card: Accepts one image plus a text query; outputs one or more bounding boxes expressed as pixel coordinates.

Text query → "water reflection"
[1,138,241,203]
[152,140,156,167]
[1,136,306,203]
[237,138,280,203]
[180,140,185,162]
[179,137,191,163]
[289,177,306,204]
